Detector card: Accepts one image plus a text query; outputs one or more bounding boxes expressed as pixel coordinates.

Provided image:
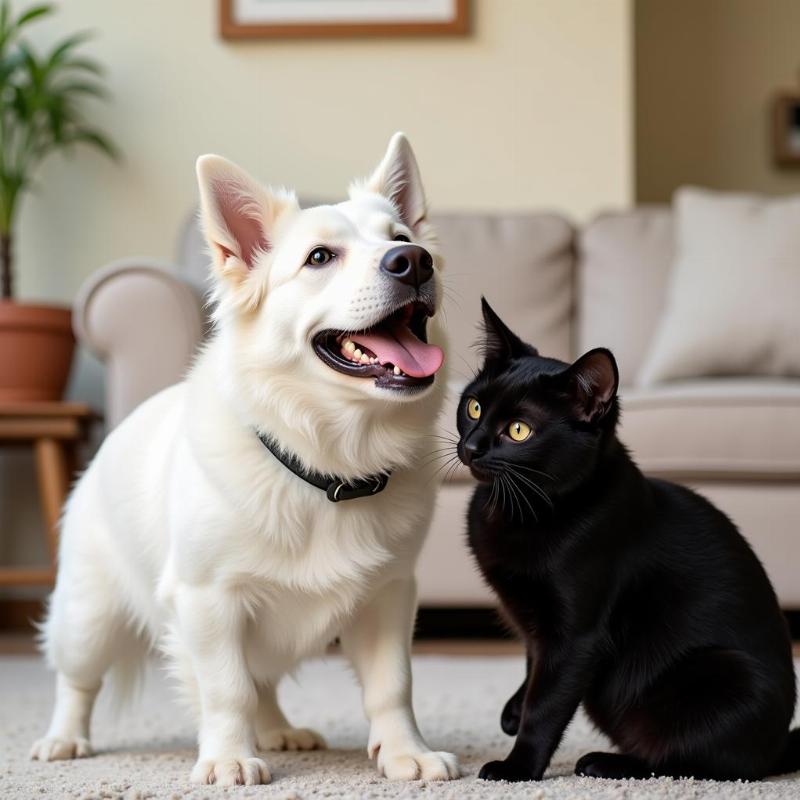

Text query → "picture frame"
[772,92,800,167]
[219,0,469,40]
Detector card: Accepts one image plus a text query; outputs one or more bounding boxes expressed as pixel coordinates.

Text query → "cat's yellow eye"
[508,421,532,442]
[467,397,481,420]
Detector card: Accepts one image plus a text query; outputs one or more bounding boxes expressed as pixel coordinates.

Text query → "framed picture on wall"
[220,0,469,39]
[773,93,800,166]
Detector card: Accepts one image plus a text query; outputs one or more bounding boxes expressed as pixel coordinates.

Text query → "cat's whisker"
[491,478,501,515]
[484,477,499,515]
[427,451,458,474]
[419,452,458,471]
[432,454,461,478]
[422,433,460,444]
[502,464,554,511]
[424,445,459,456]
[508,472,537,520]
[500,475,513,518]
[497,460,555,481]
[504,474,521,521]
[419,445,458,461]
[497,475,506,514]
[443,457,462,485]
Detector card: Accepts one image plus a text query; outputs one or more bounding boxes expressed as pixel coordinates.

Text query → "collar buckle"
[326,473,390,503]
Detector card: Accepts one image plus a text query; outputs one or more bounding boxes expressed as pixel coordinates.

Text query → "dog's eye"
[393,234,411,243]
[466,397,481,420]
[508,421,532,442]
[305,247,335,267]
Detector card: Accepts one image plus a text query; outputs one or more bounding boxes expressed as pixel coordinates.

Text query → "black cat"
[457,298,800,783]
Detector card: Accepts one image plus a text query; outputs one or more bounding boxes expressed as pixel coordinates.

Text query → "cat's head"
[456,298,619,497]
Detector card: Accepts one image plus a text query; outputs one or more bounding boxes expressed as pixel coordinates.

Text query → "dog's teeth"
[353,348,362,359]
[343,340,355,354]
[393,366,401,376]
[370,357,378,364]
[360,353,370,364]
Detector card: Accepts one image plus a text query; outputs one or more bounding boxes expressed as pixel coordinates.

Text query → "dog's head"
[197,134,445,411]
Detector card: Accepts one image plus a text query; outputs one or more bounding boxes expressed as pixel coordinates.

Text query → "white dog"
[31,133,458,786]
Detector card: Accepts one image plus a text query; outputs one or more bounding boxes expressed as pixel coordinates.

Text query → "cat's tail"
[771,728,800,775]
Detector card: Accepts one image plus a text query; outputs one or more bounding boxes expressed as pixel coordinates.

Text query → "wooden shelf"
[0,401,95,590]
[0,567,55,586]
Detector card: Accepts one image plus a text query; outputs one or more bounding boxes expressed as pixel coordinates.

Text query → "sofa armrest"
[73,259,204,428]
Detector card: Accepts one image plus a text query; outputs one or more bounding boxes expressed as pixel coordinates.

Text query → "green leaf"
[46,30,93,69]
[53,80,108,100]
[59,56,104,76]
[13,4,53,29]
[0,0,119,255]
[68,127,119,161]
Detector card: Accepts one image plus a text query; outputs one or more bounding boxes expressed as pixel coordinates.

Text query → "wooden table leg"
[34,437,69,567]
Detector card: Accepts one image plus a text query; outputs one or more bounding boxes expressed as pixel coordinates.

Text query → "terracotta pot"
[0,301,75,402]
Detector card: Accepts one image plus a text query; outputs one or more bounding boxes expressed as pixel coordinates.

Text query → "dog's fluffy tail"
[772,728,800,775]
[102,636,150,715]
[35,596,150,716]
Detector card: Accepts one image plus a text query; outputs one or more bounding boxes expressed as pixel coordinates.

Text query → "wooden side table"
[0,402,94,587]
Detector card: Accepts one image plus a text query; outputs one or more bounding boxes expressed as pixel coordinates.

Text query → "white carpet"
[1,654,798,799]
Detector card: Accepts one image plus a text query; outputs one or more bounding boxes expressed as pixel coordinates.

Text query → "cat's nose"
[462,434,487,465]
[380,244,434,289]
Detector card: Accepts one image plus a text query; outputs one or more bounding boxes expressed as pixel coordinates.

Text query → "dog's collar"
[257,433,390,503]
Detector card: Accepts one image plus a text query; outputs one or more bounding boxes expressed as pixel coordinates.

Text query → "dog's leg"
[174,584,271,786]
[340,577,460,781]
[32,531,134,762]
[254,684,326,752]
[31,673,98,761]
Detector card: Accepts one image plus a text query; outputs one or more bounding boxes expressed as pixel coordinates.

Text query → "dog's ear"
[196,155,297,296]
[363,132,427,232]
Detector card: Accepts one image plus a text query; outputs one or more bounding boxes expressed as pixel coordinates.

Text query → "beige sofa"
[74,208,800,608]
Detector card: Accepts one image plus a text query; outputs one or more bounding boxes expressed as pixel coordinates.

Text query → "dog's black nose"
[380,244,434,289]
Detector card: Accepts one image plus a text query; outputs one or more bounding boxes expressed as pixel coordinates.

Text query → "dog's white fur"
[31,134,458,786]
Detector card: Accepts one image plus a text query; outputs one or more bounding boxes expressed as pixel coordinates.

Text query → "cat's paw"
[256,726,326,751]
[378,748,460,781]
[30,736,91,761]
[190,755,271,786]
[500,697,522,736]
[479,759,540,782]
[575,751,652,780]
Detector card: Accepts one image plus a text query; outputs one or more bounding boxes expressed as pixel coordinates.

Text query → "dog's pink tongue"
[354,324,444,378]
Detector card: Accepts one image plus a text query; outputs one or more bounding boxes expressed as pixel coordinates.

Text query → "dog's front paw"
[479,758,540,782]
[30,736,91,761]
[378,748,460,781]
[191,755,271,786]
[257,726,326,752]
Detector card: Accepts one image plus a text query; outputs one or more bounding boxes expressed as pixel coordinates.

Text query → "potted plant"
[0,1,116,402]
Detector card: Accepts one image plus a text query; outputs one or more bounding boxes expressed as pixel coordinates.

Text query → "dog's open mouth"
[313,301,444,390]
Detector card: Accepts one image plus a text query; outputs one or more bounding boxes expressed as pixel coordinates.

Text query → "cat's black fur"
[458,298,800,782]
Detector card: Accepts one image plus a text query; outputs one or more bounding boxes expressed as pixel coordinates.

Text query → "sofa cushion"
[638,187,800,385]
[578,207,673,385]
[620,379,800,479]
[432,212,575,374]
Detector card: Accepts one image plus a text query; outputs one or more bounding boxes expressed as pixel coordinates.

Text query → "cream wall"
[13,0,632,305]
[0,0,632,584]
[636,0,800,202]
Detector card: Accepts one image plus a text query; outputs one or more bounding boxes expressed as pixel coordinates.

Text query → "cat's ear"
[561,348,619,423]
[480,297,538,365]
